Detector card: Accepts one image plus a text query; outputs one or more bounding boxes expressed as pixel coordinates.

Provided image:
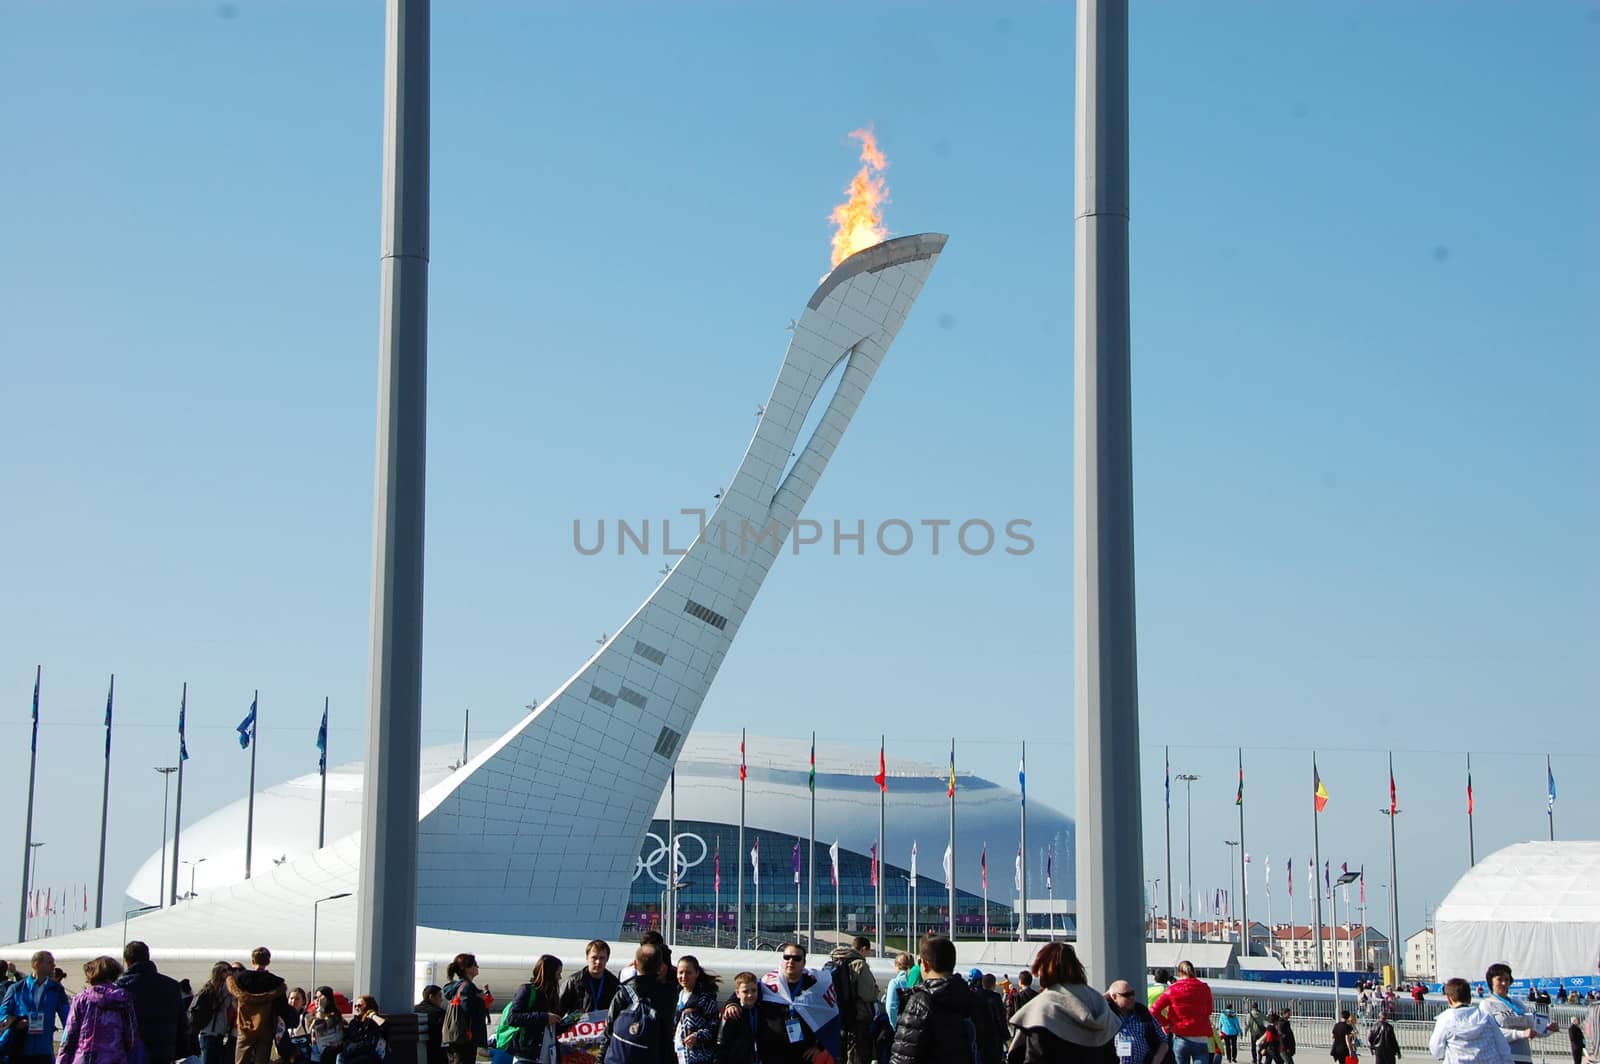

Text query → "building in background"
[1404,927,1436,981]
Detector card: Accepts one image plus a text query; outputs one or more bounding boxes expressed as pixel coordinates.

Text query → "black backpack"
[602,984,660,1064]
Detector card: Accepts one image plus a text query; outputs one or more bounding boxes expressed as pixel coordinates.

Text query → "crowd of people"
[1,937,1596,1064]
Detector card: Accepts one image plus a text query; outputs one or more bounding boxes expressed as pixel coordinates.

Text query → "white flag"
[911,841,918,879]
[1266,854,1272,897]
[942,844,952,890]
[830,841,840,887]
[1245,852,1251,897]
[751,842,759,885]
[1014,848,1023,893]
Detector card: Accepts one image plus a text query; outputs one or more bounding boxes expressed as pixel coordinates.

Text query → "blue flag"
[1547,759,1557,810]
[104,676,114,758]
[30,668,40,755]
[316,705,328,773]
[178,689,189,763]
[237,697,257,749]
[1018,756,1026,807]
[1164,750,1171,810]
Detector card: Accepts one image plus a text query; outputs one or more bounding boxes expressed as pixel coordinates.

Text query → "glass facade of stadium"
[624,819,1017,946]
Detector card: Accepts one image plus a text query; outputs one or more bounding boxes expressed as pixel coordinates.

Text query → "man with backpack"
[887,937,995,1064]
[604,943,678,1064]
[829,938,880,1064]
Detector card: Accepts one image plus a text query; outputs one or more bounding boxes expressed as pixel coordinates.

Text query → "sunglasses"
[782,954,805,962]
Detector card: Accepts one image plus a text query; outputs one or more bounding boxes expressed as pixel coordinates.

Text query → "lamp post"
[1331,869,1360,1012]
[1177,774,1200,942]
[183,857,206,899]
[123,903,160,947]
[25,843,43,938]
[1379,805,1400,979]
[154,767,178,908]
[312,892,353,992]
[1224,840,1240,943]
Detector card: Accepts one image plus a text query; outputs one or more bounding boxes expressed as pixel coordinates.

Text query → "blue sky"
[1,0,1595,949]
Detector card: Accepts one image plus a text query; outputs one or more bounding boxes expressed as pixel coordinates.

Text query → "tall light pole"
[312,892,354,993]
[1177,774,1200,942]
[122,903,159,947]
[1224,840,1239,943]
[354,0,430,1010]
[183,857,206,899]
[1379,805,1400,977]
[154,767,178,908]
[1073,0,1144,987]
[1331,870,1360,1010]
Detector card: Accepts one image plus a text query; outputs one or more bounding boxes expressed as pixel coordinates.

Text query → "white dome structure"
[1434,841,1600,980]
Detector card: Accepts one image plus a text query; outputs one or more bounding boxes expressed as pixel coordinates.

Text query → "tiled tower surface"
[415,235,947,935]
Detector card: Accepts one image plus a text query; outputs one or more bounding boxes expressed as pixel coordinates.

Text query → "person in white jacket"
[1431,979,1513,1064]
[1477,964,1554,1064]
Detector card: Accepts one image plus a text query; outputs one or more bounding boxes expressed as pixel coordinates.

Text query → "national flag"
[1019,756,1026,807]
[237,696,257,750]
[1324,861,1330,895]
[1467,769,1474,815]
[829,841,840,887]
[178,688,189,763]
[103,675,114,758]
[81,884,87,911]
[1359,864,1366,905]
[808,733,815,793]
[1046,845,1054,892]
[947,741,956,799]
[870,843,878,888]
[1235,763,1243,807]
[714,841,721,893]
[45,888,52,915]
[874,740,886,792]
[1287,856,1293,897]
[1265,854,1271,896]
[1244,852,1252,897]
[1164,749,1170,810]
[1389,766,1398,815]
[751,839,759,885]
[1548,758,1557,811]
[911,841,918,879]
[1313,762,1329,813]
[316,704,328,773]
[739,733,747,782]
[29,667,40,755]
[792,839,800,885]
[981,844,988,891]
[1014,847,1022,893]
[942,844,952,890]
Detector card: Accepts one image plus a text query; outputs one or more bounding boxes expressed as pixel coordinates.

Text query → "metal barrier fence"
[1205,1008,1583,1062]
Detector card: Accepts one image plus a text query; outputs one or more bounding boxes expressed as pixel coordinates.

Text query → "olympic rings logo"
[633,831,709,886]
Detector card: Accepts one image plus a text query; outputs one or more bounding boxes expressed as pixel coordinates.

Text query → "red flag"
[82,884,88,912]
[714,844,721,893]
[739,734,746,782]
[870,843,879,887]
[874,741,887,792]
[1390,769,1398,815]
[1360,866,1366,905]
[980,845,988,890]
[46,887,52,915]
[1467,771,1474,815]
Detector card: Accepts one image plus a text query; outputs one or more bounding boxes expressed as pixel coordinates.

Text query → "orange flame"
[829,128,891,268]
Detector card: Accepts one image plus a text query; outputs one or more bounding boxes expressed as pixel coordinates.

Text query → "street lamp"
[1331,869,1361,1012]
[311,892,353,991]
[1176,774,1200,942]
[1224,841,1240,944]
[1379,805,1401,981]
[182,857,206,899]
[123,903,160,947]
[154,767,178,908]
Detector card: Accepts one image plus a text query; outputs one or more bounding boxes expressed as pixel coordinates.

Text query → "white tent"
[1435,841,1600,980]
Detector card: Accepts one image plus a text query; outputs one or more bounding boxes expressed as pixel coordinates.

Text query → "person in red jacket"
[1150,963,1215,1064]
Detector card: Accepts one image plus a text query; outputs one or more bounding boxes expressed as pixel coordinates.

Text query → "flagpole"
[794,839,801,941]
[1547,754,1555,841]
[668,768,677,947]
[245,689,258,880]
[17,665,41,942]
[1163,746,1171,943]
[738,728,746,948]
[1020,741,1029,943]
[1237,747,1248,953]
[95,673,114,928]
[171,683,187,906]
[1311,754,1325,969]
[948,738,956,939]
[462,706,469,766]
[1466,752,1476,867]
[808,730,815,948]
[982,845,989,944]
[834,845,841,942]
[318,697,330,849]
[1386,750,1400,975]
[754,839,760,945]
[877,734,886,958]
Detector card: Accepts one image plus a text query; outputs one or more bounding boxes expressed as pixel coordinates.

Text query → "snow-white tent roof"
[1435,841,1600,980]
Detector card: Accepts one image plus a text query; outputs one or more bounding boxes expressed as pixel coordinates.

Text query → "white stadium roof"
[1435,841,1600,980]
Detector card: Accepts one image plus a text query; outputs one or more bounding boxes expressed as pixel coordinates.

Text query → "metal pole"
[245,689,258,880]
[948,738,956,939]
[714,838,720,950]
[96,673,114,928]
[1387,805,1399,975]
[318,696,329,849]
[170,683,186,908]
[24,844,43,941]
[354,0,429,1010]
[462,707,469,767]
[738,728,745,949]
[1312,757,1325,969]
[1020,741,1028,944]
[17,665,41,942]
[1547,754,1555,841]
[312,902,321,992]
[877,734,885,958]
[1179,774,1198,943]
[1466,753,1476,867]
[1073,0,1143,986]
[1225,840,1238,945]
[1164,746,1172,944]
[156,767,178,907]
[668,769,676,947]
[1331,880,1341,1013]
[808,730,815,948]
[1238,748,1249,953]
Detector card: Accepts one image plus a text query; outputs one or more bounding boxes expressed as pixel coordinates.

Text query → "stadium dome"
[129,731,1075,935]
[1434,841,1600,980]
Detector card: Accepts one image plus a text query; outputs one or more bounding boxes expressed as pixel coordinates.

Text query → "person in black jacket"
[443,953,493,1064]
[1277,1011,1296,1064]
[751,944,831,1064]
[716,974,761,1064]
[889,937,995,1064]
[116,942,188,1064]
[560,942,621,1016]
[506,957,566,1064]
[1366,1016,1400,1064]
[414,986,446,1064]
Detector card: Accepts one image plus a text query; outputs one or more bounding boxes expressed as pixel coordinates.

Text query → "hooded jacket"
[829,948,880,1026]
[1005,984,1121,1064]
[889,975,998,1064]
[57,984,142,1064]
[227,970,294,1046]
[1430,1006,1513,1064]
[117,959,188,1063]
